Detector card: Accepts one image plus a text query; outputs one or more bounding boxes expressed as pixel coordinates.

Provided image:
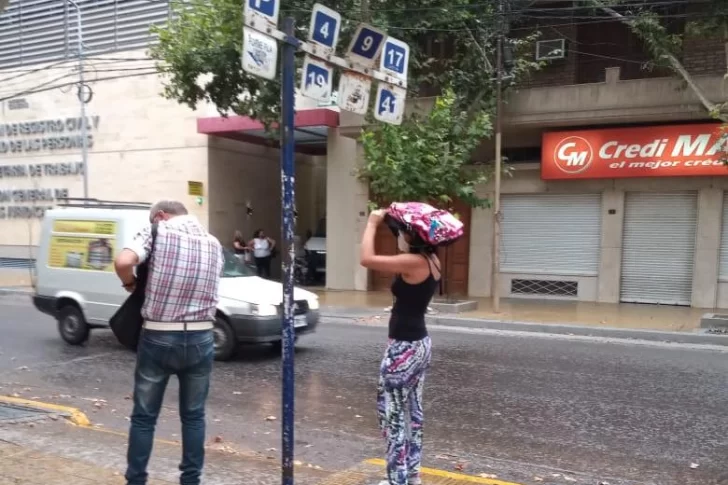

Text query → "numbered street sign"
[300,55,333,102]
[373,84,405,125]
[380,37,409,85]
[308,3,341,53]
[346,23,386,68]
[338,72,372,115]
[242,27,278,80]
[244,0,280,26]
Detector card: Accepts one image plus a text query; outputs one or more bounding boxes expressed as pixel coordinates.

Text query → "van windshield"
[221,248,256,278]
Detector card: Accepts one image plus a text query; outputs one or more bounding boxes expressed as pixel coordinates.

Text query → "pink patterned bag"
[386,202,464,246]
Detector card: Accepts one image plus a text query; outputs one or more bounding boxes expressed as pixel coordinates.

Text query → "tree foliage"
[150,0,543,209]
[587,0,728,119]
[360,89,492,210]
[151,0,541,121]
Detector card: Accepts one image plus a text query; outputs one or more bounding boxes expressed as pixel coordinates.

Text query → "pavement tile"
[0,419,331,485]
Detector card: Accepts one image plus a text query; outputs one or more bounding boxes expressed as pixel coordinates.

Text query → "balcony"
[505,67,724,128]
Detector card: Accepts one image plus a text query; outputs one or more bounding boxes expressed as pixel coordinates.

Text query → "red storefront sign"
[541,123,728,180]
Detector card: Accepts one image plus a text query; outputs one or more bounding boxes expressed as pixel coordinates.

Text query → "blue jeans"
[125,329,214,485]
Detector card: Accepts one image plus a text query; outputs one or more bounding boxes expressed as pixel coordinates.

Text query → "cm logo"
[553,136,593,174]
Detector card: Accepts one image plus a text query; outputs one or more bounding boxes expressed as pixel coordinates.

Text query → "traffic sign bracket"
[244,16,408,89]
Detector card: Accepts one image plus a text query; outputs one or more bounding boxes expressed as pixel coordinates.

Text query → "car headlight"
[308,298,319,310]
[252,303,278,316]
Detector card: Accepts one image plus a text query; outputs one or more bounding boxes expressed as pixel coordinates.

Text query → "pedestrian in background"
[248,228,275,278]
[114,200,223,485]
[233,230,248,263]
[359,208,441,485]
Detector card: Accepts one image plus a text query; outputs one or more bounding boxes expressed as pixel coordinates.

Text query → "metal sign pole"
[242,6,409,484]
[279,16,297,485]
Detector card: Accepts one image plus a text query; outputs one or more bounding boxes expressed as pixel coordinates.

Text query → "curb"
[321,308,728,347]
[0,287,33,296]
[0,395,91,427]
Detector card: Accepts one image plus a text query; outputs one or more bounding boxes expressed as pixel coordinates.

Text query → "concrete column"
[597,190,624,303]
[467,193,494,297]
[691,187,723,308]
[325,129,369,291]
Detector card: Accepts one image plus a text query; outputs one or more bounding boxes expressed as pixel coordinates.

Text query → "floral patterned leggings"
[376,337,432,485]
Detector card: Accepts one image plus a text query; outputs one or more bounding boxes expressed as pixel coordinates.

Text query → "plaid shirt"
[126,215,223,323]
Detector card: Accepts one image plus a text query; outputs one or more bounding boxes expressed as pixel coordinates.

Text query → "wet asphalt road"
[1,295,728,485]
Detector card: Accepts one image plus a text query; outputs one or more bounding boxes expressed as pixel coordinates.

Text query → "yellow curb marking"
[365,459,525,485]
[0,395,91,427]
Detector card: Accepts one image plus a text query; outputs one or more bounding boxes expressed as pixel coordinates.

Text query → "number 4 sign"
[374,84,405,125]
[308,3,341,53]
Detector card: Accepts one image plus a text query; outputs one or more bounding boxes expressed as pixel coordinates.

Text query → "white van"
[32,200,320,361]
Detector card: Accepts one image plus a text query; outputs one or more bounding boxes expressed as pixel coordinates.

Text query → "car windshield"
[221,248,256,278]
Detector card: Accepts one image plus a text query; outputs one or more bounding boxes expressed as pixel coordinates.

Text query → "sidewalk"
[0,416,330,485]
[0,407,520,485]
[315,290,728,346]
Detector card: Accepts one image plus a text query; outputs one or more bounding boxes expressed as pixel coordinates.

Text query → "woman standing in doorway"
[249,229,275,278]
[233,230,247,261]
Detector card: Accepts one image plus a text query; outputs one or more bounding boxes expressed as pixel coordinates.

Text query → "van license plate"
[294,315,307,328]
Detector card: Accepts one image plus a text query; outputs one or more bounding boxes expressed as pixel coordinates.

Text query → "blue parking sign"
[380,37,409,84]
[346,24,385,67]
[309,4,341,51]
[245,0,279,25]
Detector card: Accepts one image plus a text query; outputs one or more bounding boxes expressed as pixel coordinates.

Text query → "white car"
[32,200,320,361]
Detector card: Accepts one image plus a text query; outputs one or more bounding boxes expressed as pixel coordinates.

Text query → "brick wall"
[520,23,726,88]
[683,35,727,76]
[516,20,578,88]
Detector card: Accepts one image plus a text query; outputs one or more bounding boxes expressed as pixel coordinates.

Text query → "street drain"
[0,402,57,423]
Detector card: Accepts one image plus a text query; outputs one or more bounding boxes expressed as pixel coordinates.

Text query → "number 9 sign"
[346,24,386,68]
[309,3,341,53]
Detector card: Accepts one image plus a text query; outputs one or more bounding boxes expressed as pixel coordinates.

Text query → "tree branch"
[591,1,727,121]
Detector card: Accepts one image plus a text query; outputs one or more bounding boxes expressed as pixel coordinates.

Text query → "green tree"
[150,0,539,123]
[360,89,493,210]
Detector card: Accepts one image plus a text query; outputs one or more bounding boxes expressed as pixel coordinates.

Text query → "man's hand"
[122,279,136,293]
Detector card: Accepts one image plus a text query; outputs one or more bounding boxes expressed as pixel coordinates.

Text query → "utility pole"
[68,0,89,199]
[492,0,504,313]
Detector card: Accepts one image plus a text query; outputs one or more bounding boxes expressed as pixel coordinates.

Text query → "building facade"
[2,1,728,310]
[0,0,328,279]
[330,3,728,310]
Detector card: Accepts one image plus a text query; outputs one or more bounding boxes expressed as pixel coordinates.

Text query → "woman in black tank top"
[360,209,441,485]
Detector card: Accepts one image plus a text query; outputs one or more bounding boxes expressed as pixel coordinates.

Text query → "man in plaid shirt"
[114,200,223,485]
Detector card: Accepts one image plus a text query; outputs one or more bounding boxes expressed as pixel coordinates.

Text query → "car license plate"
[294,315,307,328]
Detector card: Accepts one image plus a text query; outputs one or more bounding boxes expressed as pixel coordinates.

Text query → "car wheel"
[57,304,90,345]
[213,316,237,362]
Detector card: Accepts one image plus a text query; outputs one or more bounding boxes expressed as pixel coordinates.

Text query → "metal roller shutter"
[621,192,697,305]
[718,194,728,281]
[500,194,602,275]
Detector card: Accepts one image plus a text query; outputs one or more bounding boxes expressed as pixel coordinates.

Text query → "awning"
[197,108,339,155]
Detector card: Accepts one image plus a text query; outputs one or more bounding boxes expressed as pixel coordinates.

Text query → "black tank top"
[388,255,440,341]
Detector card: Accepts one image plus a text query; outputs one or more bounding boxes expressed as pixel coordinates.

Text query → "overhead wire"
[0,0,711,100]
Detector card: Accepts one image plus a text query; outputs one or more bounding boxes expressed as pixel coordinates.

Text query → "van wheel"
[213,316,236,362]
[57,305,90,345]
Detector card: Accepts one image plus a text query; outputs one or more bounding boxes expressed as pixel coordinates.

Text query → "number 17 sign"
[380,36,409,86]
